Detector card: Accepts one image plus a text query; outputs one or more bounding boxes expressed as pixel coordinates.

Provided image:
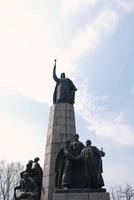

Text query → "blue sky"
[0,0,134,190]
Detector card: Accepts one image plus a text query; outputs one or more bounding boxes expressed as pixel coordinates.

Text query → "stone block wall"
[41,103,76,200]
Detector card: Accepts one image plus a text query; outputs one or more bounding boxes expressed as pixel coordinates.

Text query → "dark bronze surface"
[55,137,105,190]
[53,60,77,105]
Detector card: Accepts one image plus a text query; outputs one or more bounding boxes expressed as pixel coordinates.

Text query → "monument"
[41,60,77,200]
[41,60,110,200]
[13,60,110,200]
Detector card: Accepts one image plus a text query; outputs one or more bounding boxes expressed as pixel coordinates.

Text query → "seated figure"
[14,172,38,200]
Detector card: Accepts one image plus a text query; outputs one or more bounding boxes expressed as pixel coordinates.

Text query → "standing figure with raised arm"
[53,60,77,105]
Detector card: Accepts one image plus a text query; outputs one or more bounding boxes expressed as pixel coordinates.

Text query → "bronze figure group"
[55,135,105,189]
[14,157,43,200]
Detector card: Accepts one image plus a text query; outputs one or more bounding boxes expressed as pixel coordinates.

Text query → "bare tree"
[111,184,134,200]
[0,160,24,200]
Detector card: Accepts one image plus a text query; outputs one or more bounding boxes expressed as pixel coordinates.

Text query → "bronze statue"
[80,140,105,188]
[55,135,85,189]
[55,138,105,190]
[21,160,33,178]
[14,158,43,200]
[32,157,43,200]
[53,60,77,105]
[70,134,84,188]
[55,140,76,189]
[14,172,38,200]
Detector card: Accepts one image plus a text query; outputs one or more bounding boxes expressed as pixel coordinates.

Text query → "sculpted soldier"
[32,157,43,200]
[21,160,33,178]
[55,135,85,189]
[80,140,105,189]
[55,140,76,189]
[53,60,77,105]
[70,134,84,188]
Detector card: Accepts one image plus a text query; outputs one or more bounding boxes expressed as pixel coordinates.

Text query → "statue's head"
[23,172,28,180]
[60,73,65,79]
[86,140,92,146]
[34,157,40,163]
[74,134,79,141]
[26,160,33,169]
[64,139,71,146]
[28,160,33,164]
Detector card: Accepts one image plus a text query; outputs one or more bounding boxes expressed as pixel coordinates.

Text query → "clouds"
[65,9,118,61]
[0,111,43,164]
[61,0,134,65]
[0,0,133,142]
[72,0,134,14]
[0,0,134,177]
[61,0,99,16]
[116,0,134,13]
[0,0,132,105]
[60,0,134,147]
[0,87,49,165]
[76,83,134,147]
[104,163,134,188]
[0,0,59,104]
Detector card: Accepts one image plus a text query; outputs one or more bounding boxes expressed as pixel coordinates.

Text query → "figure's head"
[26,160,33,169]
[64,139,71,146]
[74,134,79,141]
[34,157,40,163]
[60,73,65,79]
[86,140,92,146]
[23,172,28,180]
[28,160,33,164]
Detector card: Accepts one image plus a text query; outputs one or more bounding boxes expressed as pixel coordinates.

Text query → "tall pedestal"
[41,103,76,200]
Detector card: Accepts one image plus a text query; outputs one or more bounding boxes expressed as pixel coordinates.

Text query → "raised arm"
[53,59,59,83]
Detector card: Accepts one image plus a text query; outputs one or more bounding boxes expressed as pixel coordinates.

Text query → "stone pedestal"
[41,103,76,200]
[53,192,110,200]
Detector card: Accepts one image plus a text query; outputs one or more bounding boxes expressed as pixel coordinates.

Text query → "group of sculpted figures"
[13,62,105,199]
[14,157,43,200]
[55,134,105,190]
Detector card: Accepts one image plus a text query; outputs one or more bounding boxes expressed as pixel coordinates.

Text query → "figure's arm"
[67,79,77,91]
[72,83,77,91]
[100,148,105,157]
[94,146,105,157]
[76,151,83,160]
[81,142,85,149]
[53,60,59,83]
[63,148,76,161]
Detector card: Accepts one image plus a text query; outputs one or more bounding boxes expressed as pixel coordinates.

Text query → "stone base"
[41,103,76,200]
[55,188,106,193]
[53,192,110,200]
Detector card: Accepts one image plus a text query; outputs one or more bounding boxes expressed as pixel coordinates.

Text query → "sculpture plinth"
[53,191,110,200]
[41,103,76,200]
